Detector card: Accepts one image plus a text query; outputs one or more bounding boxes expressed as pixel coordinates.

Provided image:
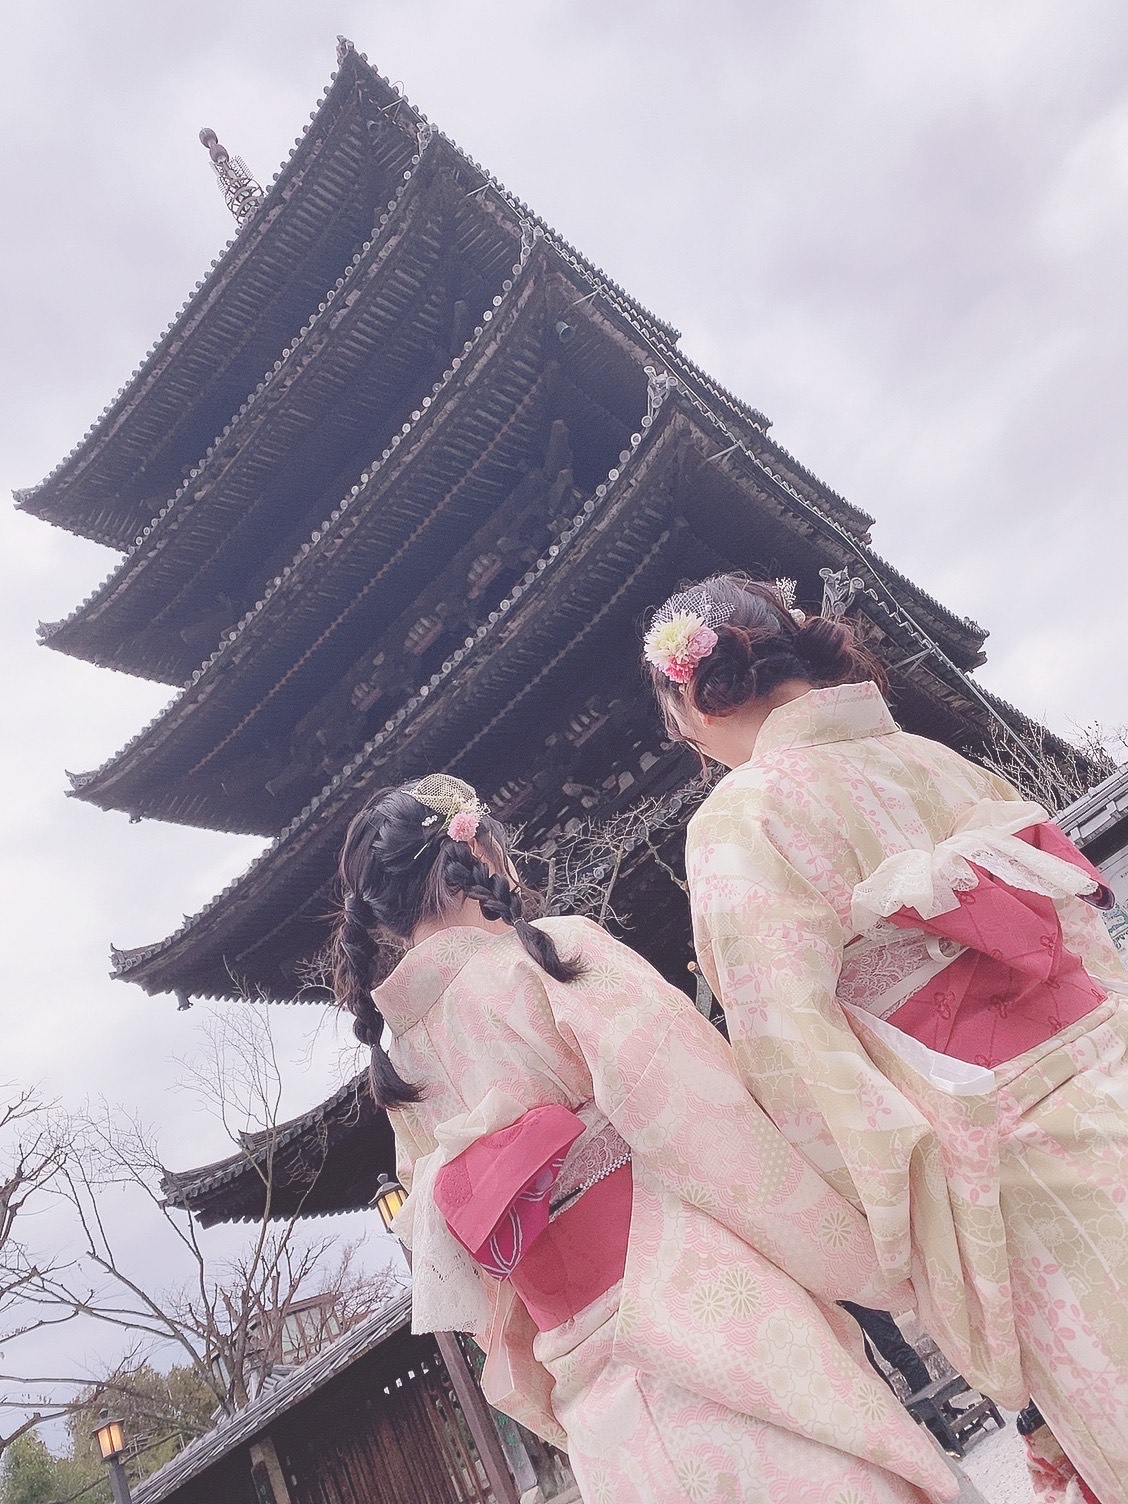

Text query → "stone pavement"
[958,1416,1036,1504]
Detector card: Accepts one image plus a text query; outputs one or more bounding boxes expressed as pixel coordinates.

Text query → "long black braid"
[332,888,417,1107]
[440,845,582,984]
[330,783,581,1109]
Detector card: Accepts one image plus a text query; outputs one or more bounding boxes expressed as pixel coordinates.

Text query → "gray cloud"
[3,0,1127,1386]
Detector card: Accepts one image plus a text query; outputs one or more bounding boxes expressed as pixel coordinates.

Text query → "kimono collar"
[372,926,512,1035]
[750,681,898,760]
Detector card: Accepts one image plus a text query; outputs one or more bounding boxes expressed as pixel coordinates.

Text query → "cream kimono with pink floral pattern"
[687,681,1128,1504]
[379,917,955,1503]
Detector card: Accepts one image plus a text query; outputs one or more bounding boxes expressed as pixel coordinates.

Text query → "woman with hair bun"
[330,775,955,1504]
[644,574,1128,1504]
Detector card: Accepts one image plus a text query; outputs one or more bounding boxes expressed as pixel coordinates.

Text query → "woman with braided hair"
[330,776,957,1504]
[643,573,1128,1504]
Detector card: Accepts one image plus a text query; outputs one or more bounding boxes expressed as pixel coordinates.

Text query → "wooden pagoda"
[22,41,1064,1223]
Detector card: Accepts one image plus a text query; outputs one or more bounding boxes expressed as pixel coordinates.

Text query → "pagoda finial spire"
[198,127,263,227]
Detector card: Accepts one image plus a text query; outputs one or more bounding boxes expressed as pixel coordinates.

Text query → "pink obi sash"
[880,824,1110,1069]
[433,1104,632,1333]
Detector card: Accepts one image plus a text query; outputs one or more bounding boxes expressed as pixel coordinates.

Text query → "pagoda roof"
[65,224,980,832]
[16,48,422,551]
[109,387,1001,1004]
[24,39,879,687]
[65,249,667,830]
[160,1073,393,1227]
[38,147,520,684]
[17,41,691,553]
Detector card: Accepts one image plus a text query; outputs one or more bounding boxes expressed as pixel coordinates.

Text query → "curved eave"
[16,48,416,549]
[18,43,685,550]
[625,330,873,543]
[39,148,519,683]
[110,394,701,1000]
[160,1074,393,1227]
[701,438,988,669]
[755,429,875,540]
[856,596,1080,783]
[69,248,578,828]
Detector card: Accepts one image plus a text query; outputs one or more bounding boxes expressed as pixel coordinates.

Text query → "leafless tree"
[515,774,717,927]
[975,719,1127,814]
[0,1086,84,1455]
[0,1008,403,1456]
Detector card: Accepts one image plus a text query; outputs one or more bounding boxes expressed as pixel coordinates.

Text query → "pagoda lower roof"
[16,48,422,551]
[160,1073,393,1226]
[39,148,520,685]
[109,388,1005,1004]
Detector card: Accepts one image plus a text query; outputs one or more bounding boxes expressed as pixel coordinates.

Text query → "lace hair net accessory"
[644,586,735,684]
[410,774,489,851]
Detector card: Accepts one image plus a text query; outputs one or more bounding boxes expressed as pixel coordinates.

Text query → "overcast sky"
[3,0,1128,1399]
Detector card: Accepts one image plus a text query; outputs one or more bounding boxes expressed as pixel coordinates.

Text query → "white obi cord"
[850,799,1101,935]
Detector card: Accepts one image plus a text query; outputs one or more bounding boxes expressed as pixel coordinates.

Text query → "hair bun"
[795,615,870,683]
[692,623,757,709]
[645,574,886,718]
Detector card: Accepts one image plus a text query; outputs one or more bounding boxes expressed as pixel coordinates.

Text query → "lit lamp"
[369,1175,515,1500]
[92,1411,133,1504]
[372,1172,407,1233]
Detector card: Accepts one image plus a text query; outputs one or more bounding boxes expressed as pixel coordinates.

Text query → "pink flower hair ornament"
[643,587,736,684]
[643,616,718,683]
[409,774,489,857]
[447,810,481,843]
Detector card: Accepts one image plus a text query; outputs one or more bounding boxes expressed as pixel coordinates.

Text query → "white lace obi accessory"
[850,799,1100,936]
[394,1090,626,1336]
[838,923,966,1022]
[549,1104,630,1218]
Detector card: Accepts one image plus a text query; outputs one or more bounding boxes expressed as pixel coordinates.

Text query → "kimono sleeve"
[543,919,905,1306]
[684,790,934,1278]
[389,1104,429,1197]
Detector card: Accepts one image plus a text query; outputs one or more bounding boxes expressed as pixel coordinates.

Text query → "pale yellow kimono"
[379,917,955,1503]
[687,682,1128,1504]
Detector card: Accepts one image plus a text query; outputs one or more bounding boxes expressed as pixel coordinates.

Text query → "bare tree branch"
[513,775,717,928]
[0,1010,402,1468]
[973,719,1126,814]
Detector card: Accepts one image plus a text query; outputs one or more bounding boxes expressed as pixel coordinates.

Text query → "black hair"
[330,784,581,1108]
[645,574,885,742]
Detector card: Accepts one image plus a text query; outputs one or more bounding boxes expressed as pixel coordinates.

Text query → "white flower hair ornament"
[775,578,806,626]
[644,588,736,685]
[410,774,489,856]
